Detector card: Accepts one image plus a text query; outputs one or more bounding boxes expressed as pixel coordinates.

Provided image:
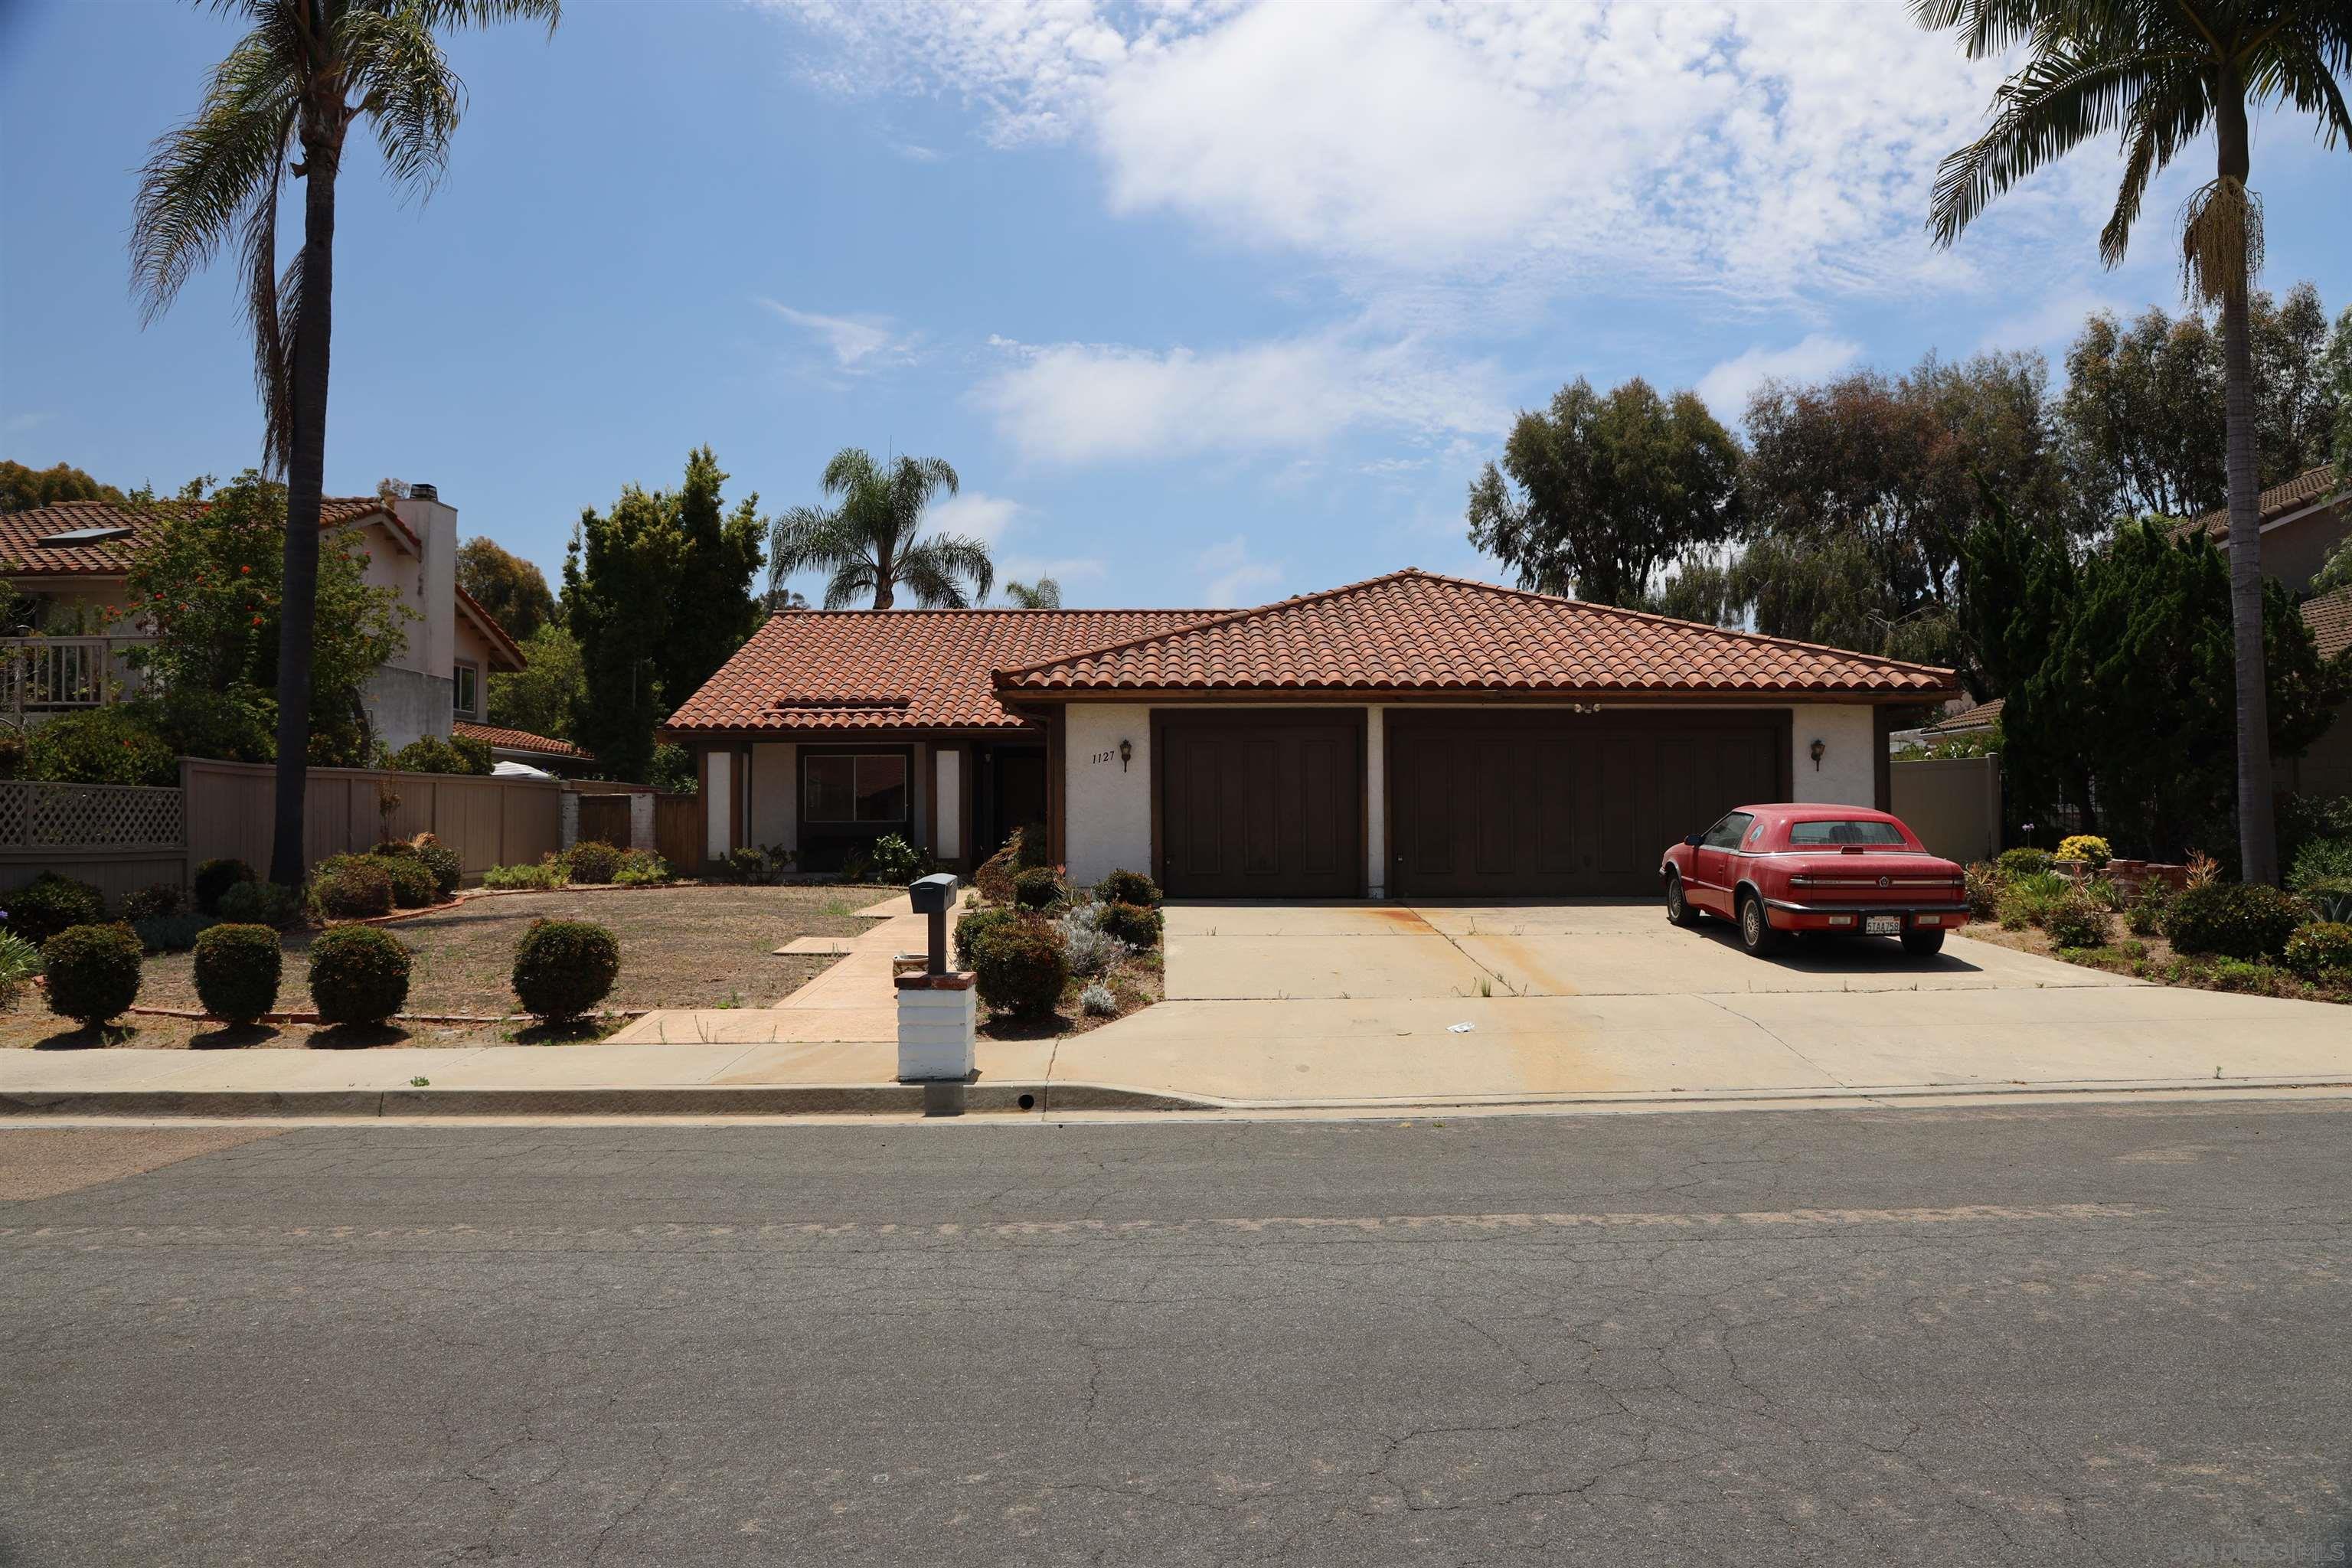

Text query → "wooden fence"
[0,778,188,906]
[577,794,630,848]
[182,758,562,882]
[653,793,699,871]
[1890,754,2003,864]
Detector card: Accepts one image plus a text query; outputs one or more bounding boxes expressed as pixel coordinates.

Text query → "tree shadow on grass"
[307,1022,412,1050]
[32,1022,136,1050]
[191,1024,279,1050]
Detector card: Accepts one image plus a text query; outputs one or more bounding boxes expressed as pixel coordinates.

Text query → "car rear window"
[1787,819,1908,846]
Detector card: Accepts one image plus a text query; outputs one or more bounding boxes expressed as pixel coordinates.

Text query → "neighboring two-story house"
[2174,463,2352,799]
[0,482,522,751]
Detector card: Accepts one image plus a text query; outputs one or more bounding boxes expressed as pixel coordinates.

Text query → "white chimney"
[392,484,459,682]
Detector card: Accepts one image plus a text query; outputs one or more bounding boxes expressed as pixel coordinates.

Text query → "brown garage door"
[1387,711,1787,897]
[1158,713,1363,899]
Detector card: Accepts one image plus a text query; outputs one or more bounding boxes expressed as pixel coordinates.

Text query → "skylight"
[34,525,134,547]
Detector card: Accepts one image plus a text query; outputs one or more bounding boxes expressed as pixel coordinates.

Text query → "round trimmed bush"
[306,926,413,1026]
[564,840,620,886]
[2042,890,2111,949]
[511,919,621,1021]
[1096,868,1162,909]
[193,923,282,1026]
[1012,866,1064,911]
[374,853,438,909]
[1099,900,1162,949]
[414,838,462,898]
[311,857,394,920]
[117,882,188,922]
[2125,884,2173,937]
[1995,847,2054,878]
[954,904,1021,969]
[2165,880,2307,961]
[217,878,304,929]
[971,918,1067,1017]
[2056,834,2112,869]
[41,923,142,1028]
[2282,921,2352,981]
[5,872,106,945]
[193,857,257,915]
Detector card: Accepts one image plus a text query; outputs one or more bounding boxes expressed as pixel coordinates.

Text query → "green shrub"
[612,848,672,886]
[1012,822,1053,871]
[483,856,565,890]
[972,837,1021,904]
[954,904,1021,968]
[193,923,282,1025]
[2125,884,2174,937]
[306,926,412,1025]
[310,855,394,919]
[722,844,791,884]
[1012,866,1064,911]
[1995,890,2041,931]
[1096,868,1162,909]
[413,837,462,898]
[41,923,142,1027]
[192,857,258,914]
[0,929,41,1009]
[216,878,304,929]
[971,918,1067,1017]
[387,733,492,776]
[22,706,177,786]
[5,873,106,944]
[118,882,188,922]
[864,832,936,884]
[1996,847,2054,878]
[2282,921,2352,980]
[2166,880,2308,961]
[2082,877,2126,913]
[1099,900,1162,949]
[370,839,420,859]
[1962,863,2002,920]
[2303,876,2352,925]
[2043,890,2112,949]
[2056,834,2112,868]
[2010,870,2069,900]
[2288,835,2352,892]
[133,914,213,953]
[511,919,620,1021]
[374,853,438,909]
[564,840,620,885]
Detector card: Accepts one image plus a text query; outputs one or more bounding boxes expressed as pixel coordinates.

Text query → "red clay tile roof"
[2173,464,2344,541]
[0,496,413,576]
[1919,696,2004,733]
[663,608,1228,735]
[2305,585,2352,663]
[454,720,592,760]
[995,570,1958,697]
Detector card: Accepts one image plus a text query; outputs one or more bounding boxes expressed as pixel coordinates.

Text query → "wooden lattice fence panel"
[3,779,186,851]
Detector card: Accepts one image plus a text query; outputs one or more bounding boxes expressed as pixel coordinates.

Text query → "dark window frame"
[801,749,912,827]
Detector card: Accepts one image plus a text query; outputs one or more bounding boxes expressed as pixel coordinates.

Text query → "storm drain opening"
[1018,1093,1037,1111]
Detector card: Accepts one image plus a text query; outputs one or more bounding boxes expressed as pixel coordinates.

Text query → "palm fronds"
[769,447,988,609]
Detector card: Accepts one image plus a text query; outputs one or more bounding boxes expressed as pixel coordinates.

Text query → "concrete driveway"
[1053,899,2352,1106]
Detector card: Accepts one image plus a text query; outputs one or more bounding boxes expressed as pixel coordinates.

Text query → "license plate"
[1864,914,1901,936]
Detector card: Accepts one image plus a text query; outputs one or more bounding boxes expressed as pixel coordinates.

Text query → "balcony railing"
[0,635,153,713]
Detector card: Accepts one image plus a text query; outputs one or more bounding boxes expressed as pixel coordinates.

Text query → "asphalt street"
[4,1102,2350,1566]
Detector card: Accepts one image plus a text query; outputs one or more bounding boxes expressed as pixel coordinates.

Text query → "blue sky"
[4,0,2348,611]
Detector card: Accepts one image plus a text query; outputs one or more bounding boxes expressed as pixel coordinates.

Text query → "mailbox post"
[897,873,975,1115]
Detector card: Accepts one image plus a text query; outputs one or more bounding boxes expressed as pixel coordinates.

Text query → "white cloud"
[976,329,1506,466]
[1197,534,1282,606]
[769,0,2118,307]
[1696,333,1863,422]
[926,489,1024,546]
[755,298,918,369]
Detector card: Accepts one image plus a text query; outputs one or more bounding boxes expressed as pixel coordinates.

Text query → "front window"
[1787,818,1908,847]
[1700,812,1753,850]
[804,753,908,823]
[452,662,479,717]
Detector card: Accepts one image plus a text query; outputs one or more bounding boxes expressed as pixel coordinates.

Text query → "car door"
[1689,811,1753,914]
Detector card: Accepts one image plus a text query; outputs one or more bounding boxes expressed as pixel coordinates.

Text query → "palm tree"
[767,448,995,609]
[1915,0,2352,885]
[1002,577,1062,609]
[132,0,560,886]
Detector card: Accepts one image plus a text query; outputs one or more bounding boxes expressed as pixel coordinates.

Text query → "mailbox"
[909,872,958,975]
[897,872,974,1110]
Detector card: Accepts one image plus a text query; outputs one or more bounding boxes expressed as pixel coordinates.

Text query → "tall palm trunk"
[2214,86,2275,885]
[269,123,339,887]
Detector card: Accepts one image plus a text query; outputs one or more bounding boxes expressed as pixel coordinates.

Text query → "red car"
[1659,804,1970,958]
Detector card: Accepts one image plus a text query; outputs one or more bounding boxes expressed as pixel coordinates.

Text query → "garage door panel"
[1390,714,1787,897]
[1160,717,1362,899]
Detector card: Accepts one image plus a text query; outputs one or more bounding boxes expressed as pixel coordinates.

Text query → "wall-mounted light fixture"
[1808,737,1826,771]
[1119,738,1133,772]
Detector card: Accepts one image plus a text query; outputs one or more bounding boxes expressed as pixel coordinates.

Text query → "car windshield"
[1787,819,1908,847]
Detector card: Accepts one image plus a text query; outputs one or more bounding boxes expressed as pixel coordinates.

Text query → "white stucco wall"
[362,666,451,752]
[1787,703,1879,807]
[1063,703,1153,887]
[749,742,796,850]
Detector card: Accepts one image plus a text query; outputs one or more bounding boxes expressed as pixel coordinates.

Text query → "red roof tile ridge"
[989,569,1434,681]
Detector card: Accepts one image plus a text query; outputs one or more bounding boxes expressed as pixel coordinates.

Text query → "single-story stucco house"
[662,568,1958,899]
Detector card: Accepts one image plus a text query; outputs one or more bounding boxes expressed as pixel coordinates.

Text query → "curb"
[0,1080,1220,1119]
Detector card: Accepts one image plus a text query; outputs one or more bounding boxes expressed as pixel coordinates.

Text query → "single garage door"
[1387,711,1787,898]
[1159,714,1363,899]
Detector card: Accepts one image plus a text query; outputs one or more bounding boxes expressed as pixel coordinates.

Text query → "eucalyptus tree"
[768,449,995,609]
[1915,0,2352,883]
[131,0,560,884]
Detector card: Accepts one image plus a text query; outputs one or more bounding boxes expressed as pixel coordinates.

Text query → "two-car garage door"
[1155,709,1790,900]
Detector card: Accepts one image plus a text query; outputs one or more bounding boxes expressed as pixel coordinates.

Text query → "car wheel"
[1664,872,1699,928]
[1737,892,1782,956]
[1900,928,1945,958]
